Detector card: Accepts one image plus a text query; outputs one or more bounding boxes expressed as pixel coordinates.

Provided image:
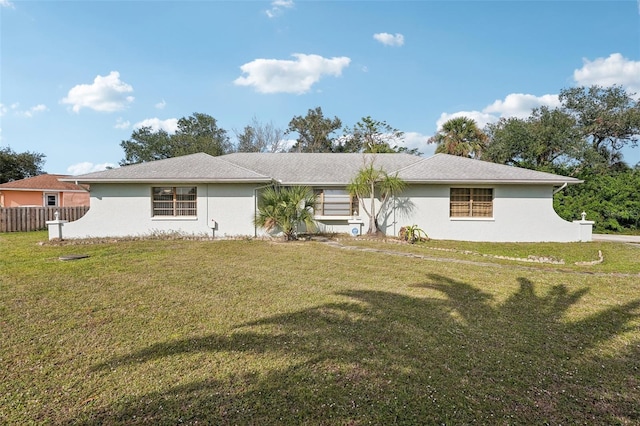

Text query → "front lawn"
[1,232,639,424]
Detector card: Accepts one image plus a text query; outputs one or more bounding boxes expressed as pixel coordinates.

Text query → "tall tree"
[484,107,583,172]
[559,85,640,168]
[428,117,488,159]
[254,185,317,240]
[120,127,173,166]
[287,107,342,153]
[172,113,233,157]
[340,116,419,154]
[0,147,46,183]
[120,113,232,165]
[347,161,406,235]
[234,116,285,153]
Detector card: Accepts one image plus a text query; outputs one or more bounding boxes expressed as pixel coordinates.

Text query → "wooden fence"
[0,206,90,232]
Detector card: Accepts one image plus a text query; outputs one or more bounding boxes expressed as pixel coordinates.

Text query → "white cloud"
[373,32,405,47]
[2,103,49,118]
[114,117,131,130]
[133,117,179,133]
[573,53,640,96]
[61,71,134,113]
[234,53,351,94]
[483,93,560,119]
[67,162,117,175]
[275,138,296,152]
[266,0,294,18]
[402,132,436,156]
[436,94,561,130]
[155,99,167,109]
[16,104,49,118]
[1,0,15,9]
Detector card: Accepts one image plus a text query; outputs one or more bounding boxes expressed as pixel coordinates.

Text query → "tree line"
[119,108,419,165]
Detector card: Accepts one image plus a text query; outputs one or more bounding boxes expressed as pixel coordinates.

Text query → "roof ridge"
[390,154,432,174]
[215,156,272,179]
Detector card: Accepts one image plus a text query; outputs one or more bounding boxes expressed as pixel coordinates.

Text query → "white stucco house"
[56,152,594,242]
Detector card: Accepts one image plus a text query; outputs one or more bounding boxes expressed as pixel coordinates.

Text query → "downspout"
[553,182,568,195]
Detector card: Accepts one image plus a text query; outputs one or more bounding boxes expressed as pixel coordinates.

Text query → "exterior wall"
[62,183,259,239]
[0,190,89,207]
[61,191,90,207]
[1,191,46,207]
[395,184,584,242]
[60,182,587,242]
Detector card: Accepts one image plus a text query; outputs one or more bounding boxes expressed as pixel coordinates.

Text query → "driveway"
[592,234,640,243]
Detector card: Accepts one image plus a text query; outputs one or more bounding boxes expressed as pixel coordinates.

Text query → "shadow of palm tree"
[82,275,639,424]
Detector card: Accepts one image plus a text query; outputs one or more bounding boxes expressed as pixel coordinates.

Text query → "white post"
[573,211,595,242]
[46,211,68,240]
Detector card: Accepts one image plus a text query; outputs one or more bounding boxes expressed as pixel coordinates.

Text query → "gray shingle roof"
[221,153,422,185]
[64,152,581,186]
[396,154,582,184]
[61,153,271,183]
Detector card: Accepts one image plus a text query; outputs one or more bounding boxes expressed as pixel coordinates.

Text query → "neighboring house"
[0,174,89,208]
[58,152,592,242]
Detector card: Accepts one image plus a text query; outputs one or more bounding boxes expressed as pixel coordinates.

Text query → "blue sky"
[1,0,639,175]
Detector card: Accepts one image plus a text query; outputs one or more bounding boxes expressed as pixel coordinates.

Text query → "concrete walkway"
[592,234,640,243]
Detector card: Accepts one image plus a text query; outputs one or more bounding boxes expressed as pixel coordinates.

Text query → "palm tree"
[254,186,317,240]
[347,162,406,235]
[428,117,488,159]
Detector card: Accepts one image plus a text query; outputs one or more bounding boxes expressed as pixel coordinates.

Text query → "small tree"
[234,116,285,153]
[341,116,417,154]
[347,161,406,235]
[254,186,317,240]
[428,116,488,159]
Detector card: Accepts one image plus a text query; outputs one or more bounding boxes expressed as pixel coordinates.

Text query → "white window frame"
[44,193,59,207]
[314,188,357,218]
[450,188,494,219]
[152,186,197,217]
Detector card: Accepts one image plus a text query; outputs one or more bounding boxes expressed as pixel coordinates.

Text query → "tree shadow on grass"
[81,275,640,424]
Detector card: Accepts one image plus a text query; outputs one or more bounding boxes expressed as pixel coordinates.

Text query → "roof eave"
[61,178,273,184]
[0,187,87,192]
[402,179,583,185]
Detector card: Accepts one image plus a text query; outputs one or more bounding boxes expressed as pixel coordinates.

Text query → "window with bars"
[450,188,493,218]
[152,187,197,217]
[314,189,357,216]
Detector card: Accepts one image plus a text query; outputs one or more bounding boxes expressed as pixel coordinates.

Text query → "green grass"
[344,238,640,274]
[1,232,639,424]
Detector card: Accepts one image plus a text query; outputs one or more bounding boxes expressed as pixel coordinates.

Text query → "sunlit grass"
[1,232,639,424]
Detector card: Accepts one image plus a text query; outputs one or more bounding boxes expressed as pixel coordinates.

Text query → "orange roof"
[0,174,88,192]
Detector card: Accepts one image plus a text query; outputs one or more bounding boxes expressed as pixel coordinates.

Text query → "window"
[45,193,58,207]
[152,187,197,216]
[314,189,357,216]
[450,188,493,218]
